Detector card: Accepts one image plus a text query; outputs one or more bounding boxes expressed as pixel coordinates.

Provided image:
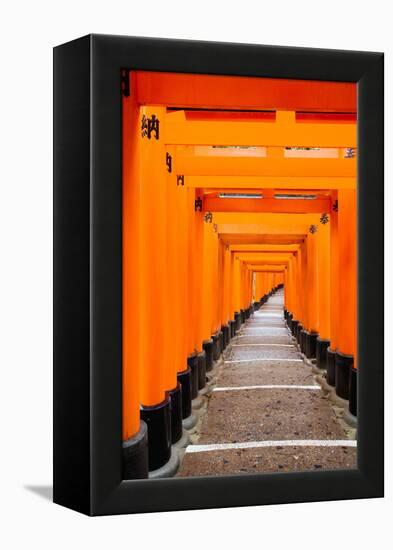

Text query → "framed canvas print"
[53,34,383,515]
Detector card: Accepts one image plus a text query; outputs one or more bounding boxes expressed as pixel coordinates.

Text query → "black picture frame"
[53,34,384,516]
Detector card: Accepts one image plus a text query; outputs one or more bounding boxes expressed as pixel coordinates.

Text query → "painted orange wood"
[134,71,356,113]
[337,189,357,359]
[122,73,141,439]
[122,70,358,445]
[139,106,168,407]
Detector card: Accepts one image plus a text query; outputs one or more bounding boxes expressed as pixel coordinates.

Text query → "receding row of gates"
[122,70,357,478]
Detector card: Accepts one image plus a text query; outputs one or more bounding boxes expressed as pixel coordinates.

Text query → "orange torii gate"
[122,70,357,479]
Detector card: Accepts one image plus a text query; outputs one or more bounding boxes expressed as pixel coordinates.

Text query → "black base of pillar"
[177,367,192,419]
[335,351,353,400]
[218,330,224,354]
[140,398,171,471]
[296,323,303,343]
[187,352,199,399]
[300,329,307,354]
[212,332,220,361]
[222,324,230,349]
[305,331,318,359]
[202,338,214,371]
[197,350,206,390]
[234,311,241,332]
[291,319,299,337]
[240,308,245,324]
[229,320,236,339]
[349,366,357,416]
[122,421,149,480]
[316,337,330,370]
[166,383,183,444]
[326,347,336,387]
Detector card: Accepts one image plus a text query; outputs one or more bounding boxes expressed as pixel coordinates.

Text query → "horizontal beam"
[235,254,294,261]
[249,265,287,271]
[204,197,330,214]
[240,259,293,265]
[214,213,319,225]
[229,244,300,252]
[135,71,356,112]
[188,175,355,190]
[178,157,356,177]
[219,234,305,245]
[166,111,356,147]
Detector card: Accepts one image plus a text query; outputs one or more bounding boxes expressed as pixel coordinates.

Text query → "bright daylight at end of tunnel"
[121,71,357,480]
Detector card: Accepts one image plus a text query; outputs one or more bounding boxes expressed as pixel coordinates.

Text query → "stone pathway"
[177,289,357,477]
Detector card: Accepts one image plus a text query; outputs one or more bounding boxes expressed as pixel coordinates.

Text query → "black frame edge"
[357,52,384,495]
[53,34,92,515]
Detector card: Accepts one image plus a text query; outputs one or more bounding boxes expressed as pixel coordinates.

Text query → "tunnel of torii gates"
[121,70,357,478]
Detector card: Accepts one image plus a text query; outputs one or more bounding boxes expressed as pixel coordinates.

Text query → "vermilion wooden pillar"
[299,240,308,349]
[316,213,331,371]
[122,75,148,479]
[165,145,185,445]
[304,227,319,358]
[219,241,231,348]
[139,106,173,472]
[295,248,304,334]
[186,190,205,399]
[327,191,340,386]
[176,170,194,426]
[336,189,357,409]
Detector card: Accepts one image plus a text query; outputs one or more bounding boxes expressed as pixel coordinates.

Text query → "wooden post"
[335,189,357,404]
[139,106,172,472]
[122,75,148,479]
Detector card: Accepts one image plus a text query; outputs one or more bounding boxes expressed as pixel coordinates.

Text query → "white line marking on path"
[213,385,319,392]
[236,334,290,339]
[232,344,294,348]
[242,327,288,331]
[186,440,357,454]
[254,314,283,318]
[245,326,286,329]
[245,324,286,326]
[225,358,303,364]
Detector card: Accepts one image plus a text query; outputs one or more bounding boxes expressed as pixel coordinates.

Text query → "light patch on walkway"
[213,385,319,392]
[245,324,286,327]
[225,358,303,364]
[241,327,288,331]
[232,343,294,348]
[186,440,357,454]
[254,314,283,318]
[236,334,289,339]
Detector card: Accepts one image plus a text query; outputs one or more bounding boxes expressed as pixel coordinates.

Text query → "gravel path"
[177,290,357,477]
